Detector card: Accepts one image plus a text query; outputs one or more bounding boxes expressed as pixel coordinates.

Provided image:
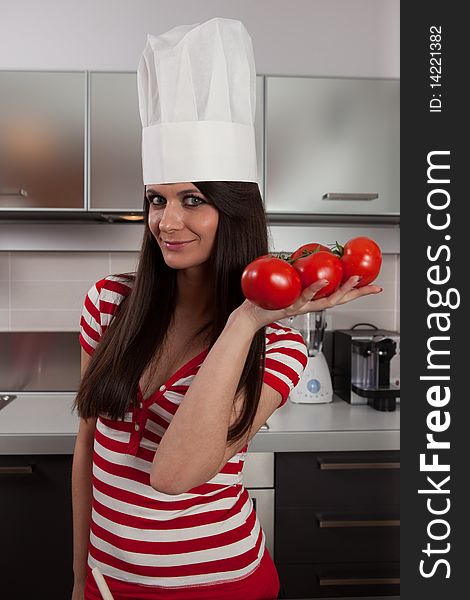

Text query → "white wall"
[0,0,399,77]
[0,0,400,333]
[0,251,400,333]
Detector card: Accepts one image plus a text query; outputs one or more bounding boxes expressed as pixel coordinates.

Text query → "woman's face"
[146,182,219,270]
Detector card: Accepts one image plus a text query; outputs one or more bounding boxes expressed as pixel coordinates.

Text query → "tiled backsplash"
[0,251,400,332]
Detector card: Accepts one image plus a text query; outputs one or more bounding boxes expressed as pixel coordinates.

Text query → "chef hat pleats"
[137,17,258,185]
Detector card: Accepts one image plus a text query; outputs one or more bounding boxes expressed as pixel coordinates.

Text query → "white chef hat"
[137,17,258,185]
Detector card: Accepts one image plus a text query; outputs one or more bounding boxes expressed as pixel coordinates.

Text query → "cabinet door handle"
[319,576,400,586]
[0,188,29,197]
[322,193,379,201]
[319,460,400,470]
[318,516,400,528]
[0,465,34,475]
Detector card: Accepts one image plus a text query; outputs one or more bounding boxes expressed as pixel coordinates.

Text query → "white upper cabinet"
[0,71,85,210]
[265,77,400,216]
[89,73,264,211]
[89,72,143,211]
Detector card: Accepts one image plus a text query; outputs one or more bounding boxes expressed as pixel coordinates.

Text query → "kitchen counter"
[251,395,399,452]
[0,392,399,454]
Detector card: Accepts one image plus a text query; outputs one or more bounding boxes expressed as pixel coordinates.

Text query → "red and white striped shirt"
[79,274,307,591]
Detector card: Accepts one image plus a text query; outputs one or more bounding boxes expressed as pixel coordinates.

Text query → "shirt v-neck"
[137,347,210,405]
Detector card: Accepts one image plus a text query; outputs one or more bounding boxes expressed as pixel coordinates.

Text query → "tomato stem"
[331,240,344,257]
[287,247,324,264]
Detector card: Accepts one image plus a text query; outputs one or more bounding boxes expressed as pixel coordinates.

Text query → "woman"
[72,18,382,599]
[72,179,381,600]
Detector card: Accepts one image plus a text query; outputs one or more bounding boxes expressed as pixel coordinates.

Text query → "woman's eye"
[146,194,206,206]
[184,195,206,206]
[147,195,165,206]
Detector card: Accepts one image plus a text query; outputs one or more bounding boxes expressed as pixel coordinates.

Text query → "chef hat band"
[137,17,258,185]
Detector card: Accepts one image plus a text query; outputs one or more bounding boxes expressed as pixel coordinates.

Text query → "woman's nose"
[158,203,184,232]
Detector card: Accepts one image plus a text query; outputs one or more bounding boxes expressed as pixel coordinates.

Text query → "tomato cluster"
[241,237,382,310]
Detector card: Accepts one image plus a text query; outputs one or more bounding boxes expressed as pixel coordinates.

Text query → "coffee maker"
[333,325,400,411]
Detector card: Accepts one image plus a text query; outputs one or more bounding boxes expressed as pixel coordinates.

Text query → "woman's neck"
[175,265,214,319]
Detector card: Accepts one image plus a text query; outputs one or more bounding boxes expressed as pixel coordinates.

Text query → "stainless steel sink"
[0,394,16,411]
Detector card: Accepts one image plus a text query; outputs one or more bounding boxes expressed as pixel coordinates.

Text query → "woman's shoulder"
[84,273,136,315]
[80,274,136,355]
[265,320,304,337]
[265,320,307,350]
[94,273,136,301]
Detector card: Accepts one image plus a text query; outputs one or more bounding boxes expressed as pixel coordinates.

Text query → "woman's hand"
[231,276,383,333]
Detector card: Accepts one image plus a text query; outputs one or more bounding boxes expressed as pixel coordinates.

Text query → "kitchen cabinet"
[0,71,86,211]
[254,75,264,199]
[275,450,400,598]
[89,72,143,211]
[0,454,73,598]
[0,71,264,216]
[89,73,265,211]
[265,77,399,217]
[244,451,275,558]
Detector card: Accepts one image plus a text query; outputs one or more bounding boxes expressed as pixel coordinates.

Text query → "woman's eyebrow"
[145,188,202,196]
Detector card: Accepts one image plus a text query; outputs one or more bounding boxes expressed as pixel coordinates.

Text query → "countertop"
[0,392,399,455]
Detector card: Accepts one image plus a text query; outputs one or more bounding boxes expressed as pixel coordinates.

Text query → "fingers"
[299,276,359,311]
[274,276,383,320]
[293,279,329,308]
[302,277,382,312]
[335,284,383,306]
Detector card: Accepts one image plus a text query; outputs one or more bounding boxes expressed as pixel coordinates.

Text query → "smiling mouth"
[162,240,196,250]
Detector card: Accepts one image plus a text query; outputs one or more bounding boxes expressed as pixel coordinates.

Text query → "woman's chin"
[162,255,208,270]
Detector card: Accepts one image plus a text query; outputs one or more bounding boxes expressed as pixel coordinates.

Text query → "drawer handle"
[322,193,379,201]
[318,517,400,528]
[0,465,34,475]
[319,576,400,586]
[319,461,400,470]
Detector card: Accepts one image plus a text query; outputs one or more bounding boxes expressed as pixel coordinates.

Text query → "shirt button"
[159,385,166,392]
[139,402,143,409]
[134,424,140,432]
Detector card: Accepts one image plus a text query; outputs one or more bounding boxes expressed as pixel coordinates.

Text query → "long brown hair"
[74,181,269,445]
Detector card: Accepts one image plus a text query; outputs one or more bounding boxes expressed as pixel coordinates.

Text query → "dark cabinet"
[277,562,400,599]
[275,450,400,598]
[0,455,73,598]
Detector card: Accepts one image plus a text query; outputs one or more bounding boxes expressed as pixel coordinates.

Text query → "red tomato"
[290,242,331,262]
[340,237,382,287]
[293,251,343,299]
[241,256,302,310]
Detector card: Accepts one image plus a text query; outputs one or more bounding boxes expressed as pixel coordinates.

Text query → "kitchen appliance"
[333,324,400,411]
[287,310,333,404]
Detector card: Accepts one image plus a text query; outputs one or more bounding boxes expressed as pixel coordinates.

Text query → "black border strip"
[401,3,466,598]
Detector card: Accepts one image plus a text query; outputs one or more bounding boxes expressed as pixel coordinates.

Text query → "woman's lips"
[162,240,195,251]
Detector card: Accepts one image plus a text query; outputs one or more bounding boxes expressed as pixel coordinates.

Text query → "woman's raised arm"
[150,276,382,495]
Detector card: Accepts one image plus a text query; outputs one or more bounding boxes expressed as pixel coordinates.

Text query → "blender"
[287,310,333,404]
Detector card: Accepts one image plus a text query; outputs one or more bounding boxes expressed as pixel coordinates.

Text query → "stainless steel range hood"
[0,209,399,225]
[0,210,146,223]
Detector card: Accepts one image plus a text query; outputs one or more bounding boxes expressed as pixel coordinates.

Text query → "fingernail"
[320,279,329,286]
